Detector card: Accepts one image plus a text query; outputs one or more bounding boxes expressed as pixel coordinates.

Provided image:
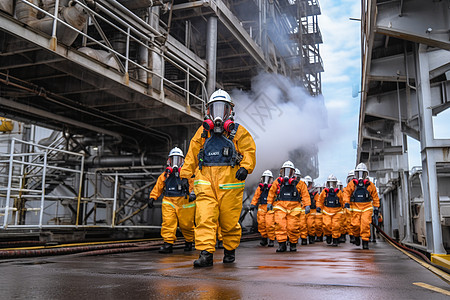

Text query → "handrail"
[15,0,206,109]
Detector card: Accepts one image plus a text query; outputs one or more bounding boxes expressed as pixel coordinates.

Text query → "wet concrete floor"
[0,238,448,299]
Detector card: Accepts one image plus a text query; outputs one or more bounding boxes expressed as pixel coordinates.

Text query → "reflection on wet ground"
[0,239,448,299]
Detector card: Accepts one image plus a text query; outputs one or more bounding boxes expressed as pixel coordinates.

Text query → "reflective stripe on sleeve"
[273,205,287,213]
[219,182,246,190]
[194,180,211,186]
[182,203,196,209]
[351,207,374,212]
[162,201,176,209]
[323,209,344,216]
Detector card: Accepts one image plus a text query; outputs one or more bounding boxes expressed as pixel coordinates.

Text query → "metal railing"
[0,138,84,228]
[15,0,207,113]
[0,138,162,229]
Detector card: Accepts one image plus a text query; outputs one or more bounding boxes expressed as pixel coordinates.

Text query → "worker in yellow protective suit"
[180,89,256,267]
[215,223,224,249]
[250,170,274,247]
[303,175,320,244]
[344,163,380,250]
[267,161,310,252]
[149,147,196,253]
[317,174,347,247]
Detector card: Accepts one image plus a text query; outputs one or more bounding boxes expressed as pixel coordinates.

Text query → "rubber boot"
[290,242,297,252]
[332,238,339,247]
[315,235,323,242]
[216,240,224,249]
[276,241,287,252]
[362,240,369,250]
[339,234,346,243]
[301,238,307,245]
[268,239,274,247]
[354,236,361,246]
[260,237,268,246]
[308,235,315,244]
[193,250,213,267]
[349,235,355,244]
[223,249,235,263]
[326,235,332,244]
[158,242,173,254]
[184,241,193,252]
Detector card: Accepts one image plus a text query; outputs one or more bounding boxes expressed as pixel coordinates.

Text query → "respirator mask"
[203,101,235,134]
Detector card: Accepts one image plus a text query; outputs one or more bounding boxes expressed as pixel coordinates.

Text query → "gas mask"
[326,181,337,189]
[203,101,235,134]
[259,175,274,189]
[353,178,370,186]
[166,155,184,175]
[355,170,368,181]
[279,167,295,184]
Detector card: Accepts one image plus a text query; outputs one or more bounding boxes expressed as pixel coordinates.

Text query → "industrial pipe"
[206,16,217,96]
[0,242,137,258]
[0,96,123,143]
[84,154,153,167]
[0,234,260,258]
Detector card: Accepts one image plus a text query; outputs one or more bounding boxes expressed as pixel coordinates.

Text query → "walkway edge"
[382,236,450,284]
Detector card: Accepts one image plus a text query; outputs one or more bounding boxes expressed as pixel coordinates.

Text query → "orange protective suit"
[150,173,195,244]
[265,210,276,241]
[250,185,272,238]
[180,125,256,253]
[306,191,320,237]
[267,179,310,244]
[344,180,380,242]
[317,188,346,239]
[341,186,352,236]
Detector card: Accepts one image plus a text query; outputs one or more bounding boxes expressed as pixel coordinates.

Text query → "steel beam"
[376,0,450,50]
[0,96,122,141]
[209,0,271,71]
[0,11,203,121]
[206,16,217,96]
[415,44,446,254]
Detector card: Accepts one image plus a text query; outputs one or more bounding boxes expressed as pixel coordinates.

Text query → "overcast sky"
[315,0,361,185]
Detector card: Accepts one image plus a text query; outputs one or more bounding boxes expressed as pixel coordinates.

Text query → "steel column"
[415,44,445,254]
[206,16,218,96]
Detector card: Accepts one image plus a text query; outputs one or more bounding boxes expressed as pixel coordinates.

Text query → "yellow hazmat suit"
[150,172,195,244]
[180,125,256,253]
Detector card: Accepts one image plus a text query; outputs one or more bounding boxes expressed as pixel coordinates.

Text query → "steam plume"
[231,73,327,187]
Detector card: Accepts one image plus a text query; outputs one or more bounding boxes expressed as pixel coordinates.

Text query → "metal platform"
[0,239,448,299]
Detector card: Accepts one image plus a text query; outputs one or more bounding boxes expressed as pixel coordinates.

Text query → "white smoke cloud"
[231,72,328,187]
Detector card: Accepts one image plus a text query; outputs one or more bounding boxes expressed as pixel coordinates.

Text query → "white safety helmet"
[326,174,338,189]
[280,161,295,178]
[168,147,184,168]
[304,175,313,188]
[261,170,274,185]
[206,89,234,123]
[295,168,301,177]
[355,163,369,180]
[337,180,343,191]
[346,170,355,184]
